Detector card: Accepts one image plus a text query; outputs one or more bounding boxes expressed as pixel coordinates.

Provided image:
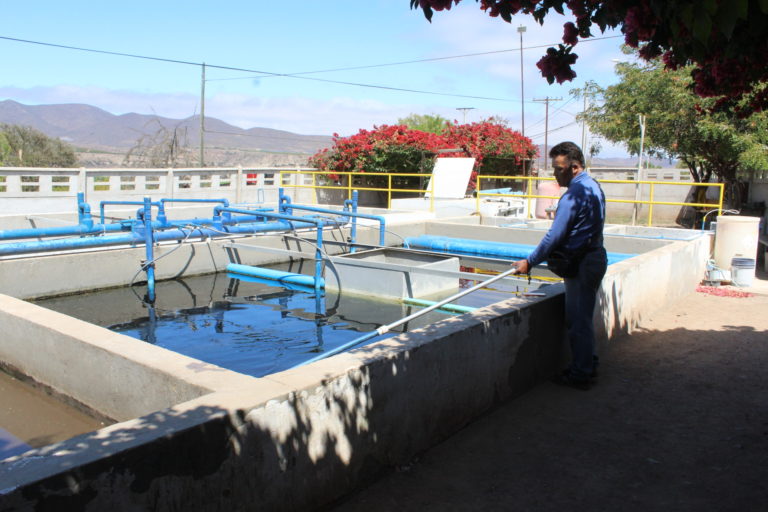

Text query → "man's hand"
[512,258,530,274]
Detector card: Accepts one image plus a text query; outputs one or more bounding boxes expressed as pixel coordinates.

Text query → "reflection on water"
[35,263,446,378]
[35,260,545,378]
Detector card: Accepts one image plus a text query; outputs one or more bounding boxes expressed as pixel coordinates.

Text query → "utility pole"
[517,25,526,137]
[533,96,561,171]
[200,63,206,168]
[632,113,647,225]
[456,107,475,124]
[580,94,588,154]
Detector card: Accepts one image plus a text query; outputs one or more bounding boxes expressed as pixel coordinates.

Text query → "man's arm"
[512,192,577,273]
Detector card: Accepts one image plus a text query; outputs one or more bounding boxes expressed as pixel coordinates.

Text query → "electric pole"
[456,107,475,124]
[200,63,206,168]
[533,97,561,170]
[517,25,526,137]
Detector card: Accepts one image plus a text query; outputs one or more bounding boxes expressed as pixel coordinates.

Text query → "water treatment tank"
[713,215,761,270]
[535,180,562,219]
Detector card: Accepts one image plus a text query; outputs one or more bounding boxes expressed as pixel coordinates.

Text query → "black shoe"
[561,366,597,380]
[553,373,592,390]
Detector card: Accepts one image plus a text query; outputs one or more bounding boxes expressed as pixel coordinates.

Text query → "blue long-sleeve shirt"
[527,172,605,267]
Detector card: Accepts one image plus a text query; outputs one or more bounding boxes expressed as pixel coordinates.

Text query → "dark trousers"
[563,247,607,380]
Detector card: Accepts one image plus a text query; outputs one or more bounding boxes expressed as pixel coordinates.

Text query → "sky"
[1,1,635,157]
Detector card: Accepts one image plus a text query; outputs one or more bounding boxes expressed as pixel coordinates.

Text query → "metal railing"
[475,175,725,226]
[0,166,727,226]
[278,170,436,210]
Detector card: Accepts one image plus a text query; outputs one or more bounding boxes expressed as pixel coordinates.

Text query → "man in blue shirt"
[512,142,607,390]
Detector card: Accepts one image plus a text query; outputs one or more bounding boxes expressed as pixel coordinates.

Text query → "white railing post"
[166,168,174,198]
[79,167,87,200]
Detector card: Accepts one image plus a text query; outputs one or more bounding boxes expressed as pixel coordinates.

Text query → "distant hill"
[0,100,332,166]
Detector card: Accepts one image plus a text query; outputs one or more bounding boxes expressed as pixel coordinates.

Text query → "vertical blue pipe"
[143,197,156,303]
[349,190,358,253]
[315,221,324,296]
[77,193,94,229]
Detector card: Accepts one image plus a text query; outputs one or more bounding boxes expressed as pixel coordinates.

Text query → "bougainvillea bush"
[443,121,538,190]
[309,121,537,193]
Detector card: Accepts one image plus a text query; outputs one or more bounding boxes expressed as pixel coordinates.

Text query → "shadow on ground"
[327,290,768,512]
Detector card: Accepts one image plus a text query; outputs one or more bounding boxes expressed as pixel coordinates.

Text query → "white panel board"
[425,158,476,199]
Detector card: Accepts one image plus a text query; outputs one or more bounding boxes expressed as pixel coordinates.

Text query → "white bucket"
[731,257,756,287]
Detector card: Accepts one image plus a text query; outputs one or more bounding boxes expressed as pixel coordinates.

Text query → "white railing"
[0,166,318,214]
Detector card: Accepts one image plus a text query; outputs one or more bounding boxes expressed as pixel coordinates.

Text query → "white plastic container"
[713,216,760,270]
[731,257,756,287]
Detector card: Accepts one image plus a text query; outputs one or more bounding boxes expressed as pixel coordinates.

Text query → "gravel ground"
[328,269,768,512]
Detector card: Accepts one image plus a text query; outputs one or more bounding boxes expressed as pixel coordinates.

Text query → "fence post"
[166,168,174,198]
[79,167,87,202]
[647,182,655,226]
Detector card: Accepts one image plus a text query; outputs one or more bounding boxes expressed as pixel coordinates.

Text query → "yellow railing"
[475,175,725,227]
[279,170,436,210]
[280,170,725,226]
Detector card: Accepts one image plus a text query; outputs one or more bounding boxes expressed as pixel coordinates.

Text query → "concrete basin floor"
[0,372,107,458]
[327,269,768,512]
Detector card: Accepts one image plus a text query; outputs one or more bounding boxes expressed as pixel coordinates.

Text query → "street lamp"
[517,25,526,138]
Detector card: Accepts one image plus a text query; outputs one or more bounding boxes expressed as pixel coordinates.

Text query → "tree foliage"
[397,113,452,134]
[309,121,537,192]
[581,56,768,189]
[0,124,77,167]
[411,1,768,113]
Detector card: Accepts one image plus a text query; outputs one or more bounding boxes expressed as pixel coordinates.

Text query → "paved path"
[329,269,768,512]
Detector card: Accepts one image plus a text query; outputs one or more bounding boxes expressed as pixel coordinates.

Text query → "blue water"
[35,259,543,378]
[108,292,404,378]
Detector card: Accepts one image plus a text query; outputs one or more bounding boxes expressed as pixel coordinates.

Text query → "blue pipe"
[226,263,324,289]
[278,189,386,246]
[345,190,359,253]
[404,235,636,266]
[77,192,93,227]
[101,200,164,225]
[142,197,156,302]
[225,272,318,294]
[0,220,322,256]
[216,205,327,289]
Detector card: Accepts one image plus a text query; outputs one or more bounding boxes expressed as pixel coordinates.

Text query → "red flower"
[562,22,578,46]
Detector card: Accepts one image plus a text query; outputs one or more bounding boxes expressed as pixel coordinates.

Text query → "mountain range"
[0,99,671,168]
[0,100,332,167]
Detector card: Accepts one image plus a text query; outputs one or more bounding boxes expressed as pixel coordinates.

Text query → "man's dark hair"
[549,141,585,168]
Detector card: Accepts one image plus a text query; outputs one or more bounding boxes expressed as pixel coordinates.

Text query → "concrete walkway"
[328,268,768,512]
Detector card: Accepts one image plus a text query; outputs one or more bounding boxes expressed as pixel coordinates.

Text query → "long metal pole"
[533,97,561,171]
[632,114,646,225]
[294,267,521,368]
[519,28,525,137]
[200,63,206,167]
[544,99,549,170]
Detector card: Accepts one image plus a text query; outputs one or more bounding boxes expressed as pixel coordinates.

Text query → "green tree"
[0,124,77,167]
[582,56,767,188]
[0,132,12,165]
[396,113,452,134]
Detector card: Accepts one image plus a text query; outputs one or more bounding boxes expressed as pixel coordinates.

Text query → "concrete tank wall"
[0,294,256,421]
[0,224,712,511]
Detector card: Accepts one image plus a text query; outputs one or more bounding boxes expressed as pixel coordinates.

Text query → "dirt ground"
[328,271,768,512]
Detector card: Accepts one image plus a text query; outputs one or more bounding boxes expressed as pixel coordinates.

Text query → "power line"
[526,96,576,131]
[206,35,624,80]
[0,34,621,105]
[0,35,529,104]
[527,120,579,139]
